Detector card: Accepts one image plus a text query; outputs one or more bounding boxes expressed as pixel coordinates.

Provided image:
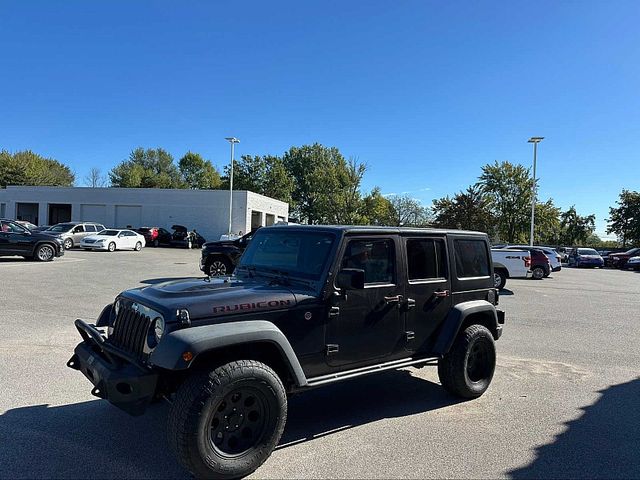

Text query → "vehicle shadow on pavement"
[0,400,188,479]
[509,377,640,479]
[278,369,462,449]
[499,288,514,296]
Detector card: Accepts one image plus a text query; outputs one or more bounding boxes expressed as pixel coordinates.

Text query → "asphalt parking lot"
[1,249,639,479]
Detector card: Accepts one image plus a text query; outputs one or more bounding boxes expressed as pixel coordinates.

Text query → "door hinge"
[328,306,340,318]
[405,331,415,341]
[405,298,416,310]
[326,344,339,355]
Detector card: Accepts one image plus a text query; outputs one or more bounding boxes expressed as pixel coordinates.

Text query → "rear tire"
[134,241,142,251]
[438,325,496,399]
[153,239,159,247]
[493,270,507,290]
[531,266,545,279]
[168,360,287,480]
[63,238,73,250]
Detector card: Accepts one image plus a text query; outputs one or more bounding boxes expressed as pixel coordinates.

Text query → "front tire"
[35,244,55,262]
[208,258,232,277]
[168,360,287,480]
[438,325,496,399]
[107,242,116,252]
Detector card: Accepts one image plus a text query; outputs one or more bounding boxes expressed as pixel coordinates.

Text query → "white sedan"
[80,229,145,252]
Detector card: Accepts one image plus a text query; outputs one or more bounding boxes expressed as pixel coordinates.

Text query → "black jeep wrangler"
[68,226,504,479]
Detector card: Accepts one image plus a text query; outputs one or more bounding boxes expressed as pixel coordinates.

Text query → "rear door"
[402,235,452,353]
[326,235,404,367]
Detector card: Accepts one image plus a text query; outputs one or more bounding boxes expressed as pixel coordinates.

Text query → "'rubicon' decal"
[212,299,292,314]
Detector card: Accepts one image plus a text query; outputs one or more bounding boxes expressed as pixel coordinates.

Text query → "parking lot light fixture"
[225,137,240,236]
[527,137,544,247]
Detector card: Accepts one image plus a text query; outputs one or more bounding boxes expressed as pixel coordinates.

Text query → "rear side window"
[406,238,447,280]
[85,225,97,232]
[454,239,490,278]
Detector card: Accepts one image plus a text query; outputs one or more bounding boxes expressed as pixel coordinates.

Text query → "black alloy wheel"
[208,387,269,457]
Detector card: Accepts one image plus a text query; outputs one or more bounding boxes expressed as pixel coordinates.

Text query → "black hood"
[121,276,299,323]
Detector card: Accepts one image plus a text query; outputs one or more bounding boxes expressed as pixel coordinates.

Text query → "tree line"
[1,146,638,247]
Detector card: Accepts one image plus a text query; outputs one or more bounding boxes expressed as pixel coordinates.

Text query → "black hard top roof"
[261,224,486,236]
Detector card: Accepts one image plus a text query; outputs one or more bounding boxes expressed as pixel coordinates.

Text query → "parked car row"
[491,246,555,290]
[0,219,206,262]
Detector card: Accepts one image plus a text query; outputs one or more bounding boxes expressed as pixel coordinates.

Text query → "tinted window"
[578,248,599,255]
[48,223,75,232]
[98,230,119,236]
[85,225,97,232]
[342,239,395,284]
[1,220,26,233]
[407,238,447,280]
[454,239,490,278]
[239,230,335,280]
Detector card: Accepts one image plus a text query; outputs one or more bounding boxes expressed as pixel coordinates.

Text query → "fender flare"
[492,262,509,277]
[149,320,308,387]
[432,300,499,355]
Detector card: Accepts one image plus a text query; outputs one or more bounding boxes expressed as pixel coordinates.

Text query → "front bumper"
[495,309,505,340]
[67,319,158,416]
[80,243,108,250]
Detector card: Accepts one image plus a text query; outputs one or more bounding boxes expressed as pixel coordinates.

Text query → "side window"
[407,238,447,280]
[85,225,97,232]
[74,225,85,233]
[342,239,395,285]
[454,239,490,278]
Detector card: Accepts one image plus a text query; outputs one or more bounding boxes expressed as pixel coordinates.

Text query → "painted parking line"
[0,257,87,267]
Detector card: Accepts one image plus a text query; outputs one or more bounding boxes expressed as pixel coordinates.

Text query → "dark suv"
[0,218,65,261]
[68,226,505,479]
[200,229,258,276]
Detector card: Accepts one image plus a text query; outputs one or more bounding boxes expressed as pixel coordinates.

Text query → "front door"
[402,236,452,353]
[0,220,32,255]
[327,236,404,367]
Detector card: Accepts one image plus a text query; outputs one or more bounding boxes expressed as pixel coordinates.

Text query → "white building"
[0,186,288,240]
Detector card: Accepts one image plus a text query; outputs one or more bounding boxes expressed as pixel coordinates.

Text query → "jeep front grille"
[108,306,151,360]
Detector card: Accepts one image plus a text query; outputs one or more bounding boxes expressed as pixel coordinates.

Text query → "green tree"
[361,187,395,225]
[387,194,431,227]
[559,206,596,246]
[534,199,562,245]
[431,186,494,234]
[281,144,367,224]
[476,161,534,243]
[109,147,184,188]
[0,150,75,187]
[223,155,294,204]
[178,152,221,189]
[607,189,640,247]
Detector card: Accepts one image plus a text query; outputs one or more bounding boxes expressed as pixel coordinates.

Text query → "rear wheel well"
[459,311,498,340]
[494,267,509,278]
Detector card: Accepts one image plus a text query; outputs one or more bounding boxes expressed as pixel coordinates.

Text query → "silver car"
[44,222,106,250]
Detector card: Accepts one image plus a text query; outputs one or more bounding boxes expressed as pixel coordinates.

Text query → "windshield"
[47,223,74,232]
[238,230,335,280]
[624,248,640,255]
[578,248,599,255]
[97,230,119,236]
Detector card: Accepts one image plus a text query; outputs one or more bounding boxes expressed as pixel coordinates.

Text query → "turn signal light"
[524,256,531,268]
[182,351,194,362]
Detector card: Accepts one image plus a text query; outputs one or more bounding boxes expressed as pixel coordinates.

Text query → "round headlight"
[153,316,165,342]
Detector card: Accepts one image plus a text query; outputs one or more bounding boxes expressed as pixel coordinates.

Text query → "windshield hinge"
[326,344,339,355]
[405,331,416,341]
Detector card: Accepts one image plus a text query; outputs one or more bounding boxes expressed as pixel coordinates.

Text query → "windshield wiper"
[236,265,257,278]
[261,268,314,288]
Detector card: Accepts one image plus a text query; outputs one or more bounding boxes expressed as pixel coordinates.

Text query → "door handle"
[384,294,403,305]
[433,290,450,298]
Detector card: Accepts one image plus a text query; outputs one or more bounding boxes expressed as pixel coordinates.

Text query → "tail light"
[524,256,531,268]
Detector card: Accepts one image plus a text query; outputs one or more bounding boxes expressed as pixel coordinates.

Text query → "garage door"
[80,204,107,225]
[115,205,142,228]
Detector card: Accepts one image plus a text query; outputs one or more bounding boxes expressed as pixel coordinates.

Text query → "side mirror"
[336,268,365,290]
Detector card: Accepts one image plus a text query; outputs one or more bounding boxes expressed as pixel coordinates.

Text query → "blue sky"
[1,1,639,237]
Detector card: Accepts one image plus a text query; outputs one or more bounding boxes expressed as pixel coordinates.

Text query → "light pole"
[528,137,544,246]
[225,137,240,236]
